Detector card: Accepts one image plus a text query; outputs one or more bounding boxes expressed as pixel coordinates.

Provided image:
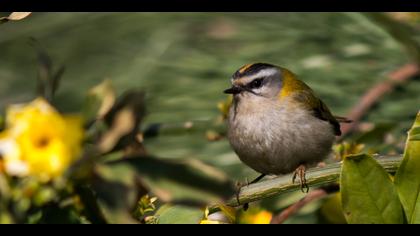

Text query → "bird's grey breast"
[227,97,335,175]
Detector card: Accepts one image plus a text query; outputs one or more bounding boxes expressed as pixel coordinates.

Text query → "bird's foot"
[292,164,309,193]
[235,181,245,205]
[235,181,250,211]
[235,174,266,211]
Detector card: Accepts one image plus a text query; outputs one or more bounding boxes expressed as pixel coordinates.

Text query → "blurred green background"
[1,12,420,223]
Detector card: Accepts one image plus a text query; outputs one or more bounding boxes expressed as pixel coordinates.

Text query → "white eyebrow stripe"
[241,68,278,84]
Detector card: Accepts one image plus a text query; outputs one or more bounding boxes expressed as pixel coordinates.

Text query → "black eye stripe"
[248,78,264,89]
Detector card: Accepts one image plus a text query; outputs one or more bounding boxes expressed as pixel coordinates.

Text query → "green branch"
[209,155,402,213]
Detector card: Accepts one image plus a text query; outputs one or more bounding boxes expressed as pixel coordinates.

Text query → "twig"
[208,155,402,214]
[340,63,419,137]
[270,184,339,224]
[270,188,327,224]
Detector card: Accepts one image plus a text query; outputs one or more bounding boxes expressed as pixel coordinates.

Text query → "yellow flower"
[199,219,223,224]
[0,131,26,176]
[0,98,84,181]
[239,208,273,224]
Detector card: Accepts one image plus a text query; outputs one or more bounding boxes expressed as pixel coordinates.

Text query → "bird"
[224,63,350,195]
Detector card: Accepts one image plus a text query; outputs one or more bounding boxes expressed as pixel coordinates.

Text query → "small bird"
[224,63,350,193]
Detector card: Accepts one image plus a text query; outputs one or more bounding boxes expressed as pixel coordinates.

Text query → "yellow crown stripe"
[239,63,254,74]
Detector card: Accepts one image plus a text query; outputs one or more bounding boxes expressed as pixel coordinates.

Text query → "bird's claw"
[235,181,249,211]
[235,174,266,211]
[293,165,309,193]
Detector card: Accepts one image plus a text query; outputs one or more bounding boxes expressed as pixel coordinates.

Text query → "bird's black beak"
[224,86,243,94]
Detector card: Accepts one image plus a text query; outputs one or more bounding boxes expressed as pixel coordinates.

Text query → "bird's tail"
[335,116,352,123]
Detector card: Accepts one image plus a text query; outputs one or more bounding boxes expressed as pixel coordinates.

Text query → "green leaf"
[108,156,236,205]
[155,205,204,224]
[410,134,420,141]
[133,195,158,221]
[83,79,116,123]
[91,164,140,224]
[0,115,4,131]
[29,38,65,102]
[98,90,146,154]
[395,111,420,223]
[341,154,403,224]
[51,65,65,95]
[320,193,347,224]
[74,185,108,224]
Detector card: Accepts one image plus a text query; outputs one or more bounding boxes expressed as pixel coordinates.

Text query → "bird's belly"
[228,109,335,175]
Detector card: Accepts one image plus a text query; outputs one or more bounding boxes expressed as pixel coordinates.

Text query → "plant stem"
[209,155,402,214]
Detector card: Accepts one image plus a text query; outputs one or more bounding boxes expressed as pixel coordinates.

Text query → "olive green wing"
[293,89,342,136]
[314,98,342,136]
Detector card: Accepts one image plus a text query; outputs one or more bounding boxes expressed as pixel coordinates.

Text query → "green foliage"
[0,46,236,224]
[341,112,420,224]
[363,13,420,63]
[341,153,403,224]
[30,39,65,102]
[89,163,139,224]
[155,205,204,224]
[319,193,347,224]
[83,79,116,123]
[110,156,235,204]
[133,195,158,221]
[0,115,3,128]
[1,12,420,224]
[395,112,420,223]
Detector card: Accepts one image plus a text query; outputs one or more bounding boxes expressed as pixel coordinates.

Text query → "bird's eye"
[249,78,263,89]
